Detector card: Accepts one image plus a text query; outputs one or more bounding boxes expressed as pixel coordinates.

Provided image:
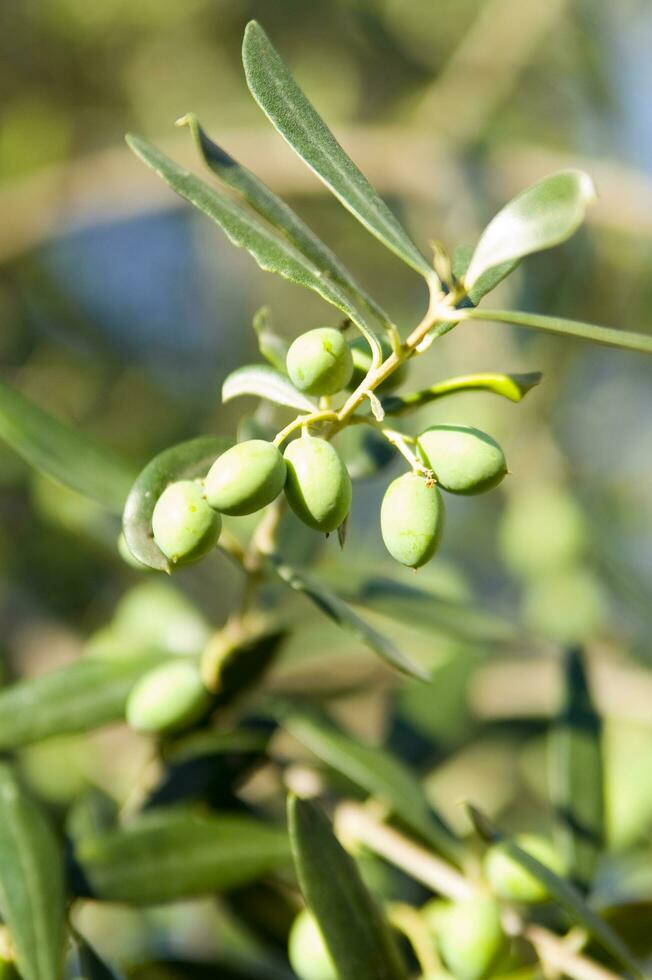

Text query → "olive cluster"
[150,327,507,570]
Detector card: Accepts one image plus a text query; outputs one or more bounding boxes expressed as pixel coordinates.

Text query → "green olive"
[151,480,221,566]
[284,436,352,533]
[286,327,353,396]
[204,439,286,516]
[498,484,586,578]
[437,895,506,980]
[288,909,337,980]
[126,660,211,734]
[417,425,507,495]
[380,472,444,568]
[484,834,563,903]
[347,336,407,392]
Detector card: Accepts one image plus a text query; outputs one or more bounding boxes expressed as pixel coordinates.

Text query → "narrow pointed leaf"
[284,711,461,863]
[122,435,230,572]
[288,795,408,980]
[0,650,174,749]
[0,378,135,513]
[242,22,433,282]
[252,306,289,373]
[270,558,428,680]
[382,371,542,416]
[551,646,604,890]
[464,170,596,290]
[222,364,316,413]
[468,805,643,979]
[75,809,291,903]
[0,764,65,980]
[459,307,652,355]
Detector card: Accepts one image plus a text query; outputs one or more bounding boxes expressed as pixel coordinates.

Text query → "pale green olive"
[380,472,445,568]
[284,436,352,533]
[484,834,564,903]
[437,895,506,980]
[204,439,286,516]
[347,336,407,392]
[126,660,211,734]
[151,480,221,566]
[286,327,353,396]
[417,425,507,495]
[288,909,337,980]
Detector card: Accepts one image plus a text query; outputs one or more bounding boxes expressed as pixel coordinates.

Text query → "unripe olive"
[417,425,507,495]
[380,472,445,568]
[288,909,337,980]
[499,485,586,578]
[286,327,353,396]
[151,480,221,566]
[347,336,407,393]
[484,834,563,903]
[437,895,506,980]
[284,436,352,533]
[126,660,210,735]
[204,440,286,516]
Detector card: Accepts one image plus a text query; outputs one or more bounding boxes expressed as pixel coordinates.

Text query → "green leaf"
[288,795,408,980]
[75,809,291,904]
[452,245,518,306]
[69,935,123,980]
[222,364,317,413]
[0,764,65,980]
[126,135,381,355]
[283,710,461,864]
[551,646,604,890]
[251,306,289,373]
[382,371,542,416]
[270,557,428,680]
[458,307,652,355]
[468,805,643,979]
[0,650,173,749]
[464,170,596,290]
[0,378,135,514]
[242,22,433,282]
[122,435,230,573]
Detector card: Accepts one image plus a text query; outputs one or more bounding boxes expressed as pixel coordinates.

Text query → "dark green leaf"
[242,22,433,282]
[252,307,289,373]
[222,364,316,413]
[122,435,230,573]
[382,371,542,416]
[0,764,65,980]
[551,646,604,890]
[288,795,408,980]
[75,809,291,904]
[0,378,135,514]
[270,558,428,680]
[0,650,173,749]
[284,711,461,863]
[468,805,643,979]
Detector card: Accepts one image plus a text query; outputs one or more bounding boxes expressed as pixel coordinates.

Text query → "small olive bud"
[151,480,221,566]
[484,834,563,903]
[288,909,336,980]
[347,336,407,393]
[380,472,444,568]
[284,436,352,533]
[286,327,353,396]
[204,439,286,516]
[437,895,506,980]
[417,425,507,495]
[126,660,211,734]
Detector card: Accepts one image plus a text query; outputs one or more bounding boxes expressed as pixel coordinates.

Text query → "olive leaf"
[122,435,231,573]
[222,364,317,413]
[452,245,519,306]
[463,170,596,290]
[242,22,434,283]
[0,378,135,514]
[0,764,66,980]
[288,794,408,980]
[252,306,289,373]
[551,646,604,890]
[69,935,123,980]
[0,650,174,749]
[382,371,542,416]
[283,710,462,864]
[468,805,643,979]
[75,809,291,904]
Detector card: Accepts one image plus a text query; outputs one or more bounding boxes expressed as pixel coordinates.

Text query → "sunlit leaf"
[242,22,433,282]
[251,306,289,373]
[464,171,596,290]
[382,371,542,416]
[288,795,408,980]
[452,245,518,305]
[0,764,65,980]
[222,364,316,413]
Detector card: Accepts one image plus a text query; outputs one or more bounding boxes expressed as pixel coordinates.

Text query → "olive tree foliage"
[0,20,650,980]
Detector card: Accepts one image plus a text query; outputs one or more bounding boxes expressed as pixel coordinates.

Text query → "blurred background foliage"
[1,0,652,970]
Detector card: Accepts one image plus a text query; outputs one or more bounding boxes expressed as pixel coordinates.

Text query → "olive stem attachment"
[386,902,441,976]
[273,409,338,447]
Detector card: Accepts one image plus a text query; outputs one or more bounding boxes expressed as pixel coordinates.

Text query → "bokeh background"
[1,0,652,967]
